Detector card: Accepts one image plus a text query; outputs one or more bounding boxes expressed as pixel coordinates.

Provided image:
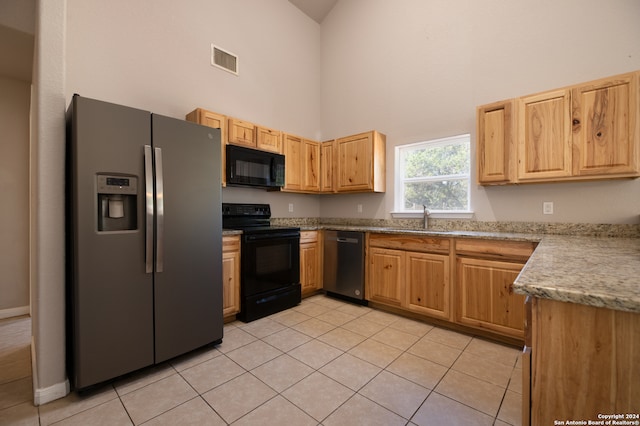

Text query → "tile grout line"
[217,296,516,425]
[0,296,522,425]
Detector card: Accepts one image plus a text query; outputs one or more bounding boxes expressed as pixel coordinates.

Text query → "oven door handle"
[244,232,300,241]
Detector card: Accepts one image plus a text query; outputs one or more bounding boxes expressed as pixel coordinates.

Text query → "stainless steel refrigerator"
[66,95,223,389]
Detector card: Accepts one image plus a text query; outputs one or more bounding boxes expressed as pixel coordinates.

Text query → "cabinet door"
[405,252,450,320]
[367,247,403,306]
[228,118,256,148]
[336,132,374,191]
[222,236,241,317]
[456,257,525,338]
[300,249,319,297]
[302,139,320,192]
[186,108,227,186]
[256,125,282,154]
[477,100,515,184]
[283,134,303,191]
[320,140,335,193]
[572,72,639,177]
[518,89,572,180]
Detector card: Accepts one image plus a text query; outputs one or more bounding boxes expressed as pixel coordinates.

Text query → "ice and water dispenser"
[97,174,138,232]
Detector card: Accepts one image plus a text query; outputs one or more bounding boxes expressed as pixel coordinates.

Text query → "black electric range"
[222,203,301,321]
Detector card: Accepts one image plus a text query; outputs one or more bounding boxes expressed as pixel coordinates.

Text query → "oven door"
[241,231,300,297]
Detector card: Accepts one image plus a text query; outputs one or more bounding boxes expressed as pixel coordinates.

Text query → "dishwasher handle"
[336,237,360,244]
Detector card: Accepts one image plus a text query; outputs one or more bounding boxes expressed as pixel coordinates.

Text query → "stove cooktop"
[222,203,299,234]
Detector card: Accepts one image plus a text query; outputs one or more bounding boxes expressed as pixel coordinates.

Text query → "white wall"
[65,0,322,138]
[32,0,639,404]
[65,0,324,218]
[0,77,30,316]
[319,0,640,224]
[31,0,68,404]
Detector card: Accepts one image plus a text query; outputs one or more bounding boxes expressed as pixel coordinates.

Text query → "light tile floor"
[0,295,523,425]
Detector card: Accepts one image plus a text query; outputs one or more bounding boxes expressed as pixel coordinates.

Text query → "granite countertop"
[512,235,640,313]
[226,221,640,313]
[311,225,640,314]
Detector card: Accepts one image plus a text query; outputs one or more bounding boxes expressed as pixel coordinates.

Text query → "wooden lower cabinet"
[526,297,640,425]
[367,247,404,307]
[456,257,526,338]
[222,235,241,319]
[406,251,450,319]
[367,235,450,320]
[300,231,322,296]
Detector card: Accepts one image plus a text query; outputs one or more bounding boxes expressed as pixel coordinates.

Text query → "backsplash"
[271,217,640,238]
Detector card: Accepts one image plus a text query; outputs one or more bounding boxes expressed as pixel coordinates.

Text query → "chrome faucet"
[422,205,430,229]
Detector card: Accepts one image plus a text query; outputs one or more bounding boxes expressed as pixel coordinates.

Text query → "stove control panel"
[222,203,271,218]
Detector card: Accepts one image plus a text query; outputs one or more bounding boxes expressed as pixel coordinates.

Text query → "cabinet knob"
[572,119,580,125]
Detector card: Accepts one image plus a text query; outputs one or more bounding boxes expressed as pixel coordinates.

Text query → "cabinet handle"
[572,119,580,125]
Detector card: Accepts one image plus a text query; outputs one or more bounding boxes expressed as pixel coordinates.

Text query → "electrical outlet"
[543,201,554,215]
[357,204,363,213]
[288,203,294,213]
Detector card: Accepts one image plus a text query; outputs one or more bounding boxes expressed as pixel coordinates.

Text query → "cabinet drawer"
[300,230,318,244]
[455,238,536,261]
[369,233,450,254]
[222,235,240,252]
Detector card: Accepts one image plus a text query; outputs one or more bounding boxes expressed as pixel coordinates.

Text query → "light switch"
[543,201,554,215]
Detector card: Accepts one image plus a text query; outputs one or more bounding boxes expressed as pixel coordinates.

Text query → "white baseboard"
[31,336,70,406]
[0,305,30,320]
[33,379,70,406]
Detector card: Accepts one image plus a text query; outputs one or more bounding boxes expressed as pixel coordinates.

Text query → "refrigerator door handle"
[154,147,164,273]
[144,145,154,273]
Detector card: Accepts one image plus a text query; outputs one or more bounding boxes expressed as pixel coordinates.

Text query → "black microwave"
[226,144,285,189]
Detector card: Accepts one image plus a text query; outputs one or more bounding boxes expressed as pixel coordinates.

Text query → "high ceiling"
[0,0,338,82]
[288,0,338,24]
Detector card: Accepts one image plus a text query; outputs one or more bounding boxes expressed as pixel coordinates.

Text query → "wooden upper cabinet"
[572,71,639,177]
[477,100,516,184]
[303,139,320,191]
[282,134,320,193]
[335,130,386,193]
[228,117,256,148]
[320,140,335,193]
[186,108,227,138]
[283,133,303,191]
[256,125,282,154]
[517,89,573,181]
[478,69,640,185]
[186,108,227,186]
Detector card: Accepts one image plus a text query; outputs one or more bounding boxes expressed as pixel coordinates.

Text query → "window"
[394,134,470,214]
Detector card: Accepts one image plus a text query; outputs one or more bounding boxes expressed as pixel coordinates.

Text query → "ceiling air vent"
[211,45,238,75]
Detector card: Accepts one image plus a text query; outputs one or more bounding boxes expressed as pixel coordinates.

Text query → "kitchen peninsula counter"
[295,223,640,314]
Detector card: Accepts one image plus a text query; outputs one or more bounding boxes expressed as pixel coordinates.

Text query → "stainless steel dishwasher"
[323,230,366,303]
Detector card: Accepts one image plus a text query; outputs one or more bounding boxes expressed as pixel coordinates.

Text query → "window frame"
[393,134,472,216]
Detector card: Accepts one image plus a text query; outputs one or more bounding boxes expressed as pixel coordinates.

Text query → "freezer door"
[68,95,154,389]
[151,114,223,363]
